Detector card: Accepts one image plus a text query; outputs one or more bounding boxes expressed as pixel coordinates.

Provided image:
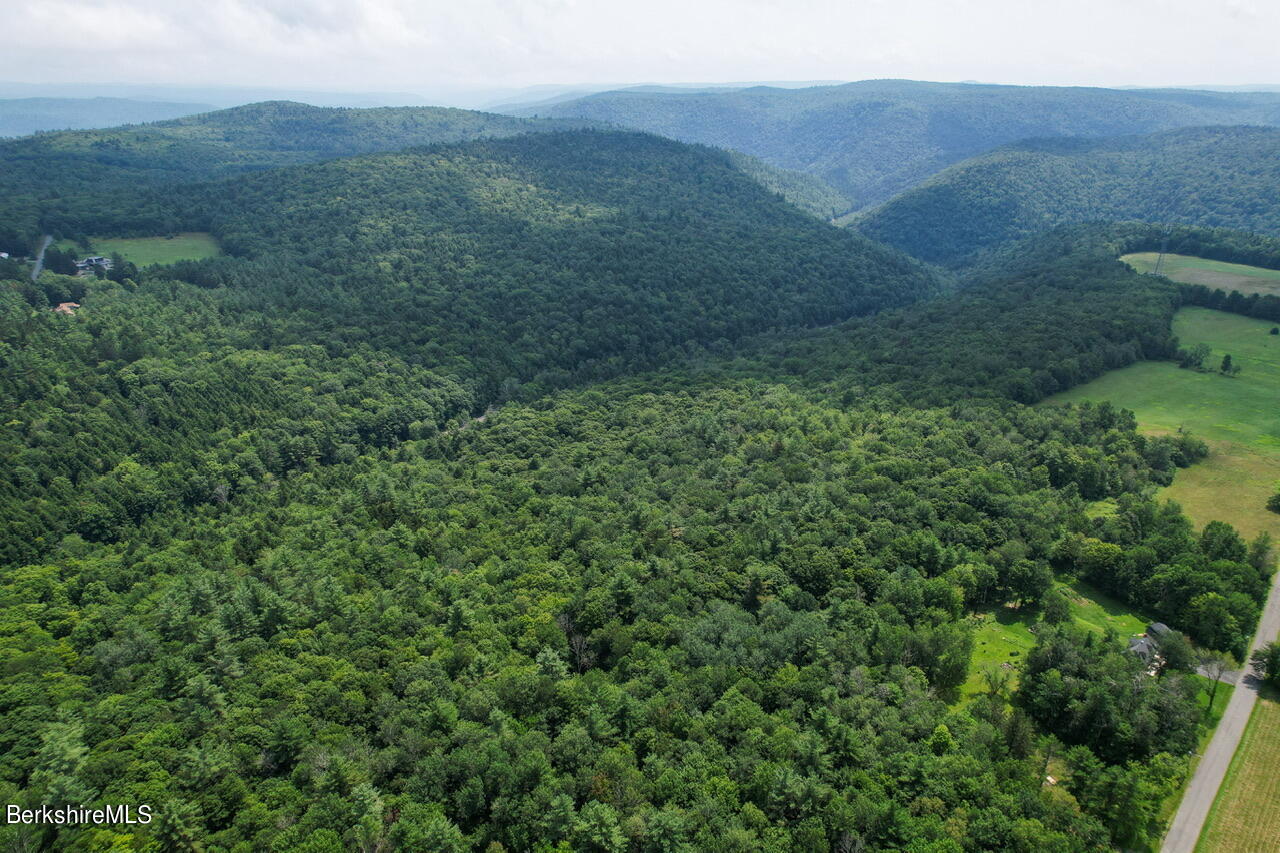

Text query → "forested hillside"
[61,130,942,395]
[516,80,1280,212]
[0,101,586,248]
[857,126,1280,265]
[3,89,1278,851]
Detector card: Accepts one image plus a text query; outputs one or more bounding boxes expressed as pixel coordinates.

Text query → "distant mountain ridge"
[517,79,1280,212]
[856,125,1280,266]
[0,97,212,138]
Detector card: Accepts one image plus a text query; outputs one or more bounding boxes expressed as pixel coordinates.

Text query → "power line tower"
[1153,222,1173,277]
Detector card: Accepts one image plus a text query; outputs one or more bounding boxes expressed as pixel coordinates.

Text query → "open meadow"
[1122,252,1280,297]
[56,232,221,267]
[1048,307,1280,539]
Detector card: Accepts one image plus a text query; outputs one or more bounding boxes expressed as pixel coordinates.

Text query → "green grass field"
[1196,689,1280,853]
[961,607,1038,700]
[1122,252,1280,297]
[1047,308,1280,539]
[56,232,221,267]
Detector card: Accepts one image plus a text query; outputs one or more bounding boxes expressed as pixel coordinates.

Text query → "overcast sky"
[4,0,1277,103]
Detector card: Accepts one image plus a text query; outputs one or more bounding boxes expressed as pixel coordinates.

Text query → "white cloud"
[1,0,1277,97]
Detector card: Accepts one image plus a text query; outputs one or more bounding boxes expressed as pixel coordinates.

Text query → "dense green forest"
[517,80,1280,212]
[2,129,941,575]
[0,102,587,251]
[43,131,942,394]
[2,100,1277,851]
[3,215,1270,850]
[857,127,1280,266]
[722,152,851,219]
[0,102,844,254]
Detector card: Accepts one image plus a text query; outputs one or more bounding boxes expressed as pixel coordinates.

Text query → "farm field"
[1048,308,1280,539]
[1121,252,1280,297]
[56,232,221,266]
[1195,690,1280,853]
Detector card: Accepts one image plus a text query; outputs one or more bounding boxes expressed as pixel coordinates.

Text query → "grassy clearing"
[1122,252,1280,297]
[961,607,1038,700]
[1084,498,1118,519]
[1047,308,1280,539]
[959,581,1152,702]
[55,232,221,267]
[1196,688,1280,853]
[1065,579,1150,637]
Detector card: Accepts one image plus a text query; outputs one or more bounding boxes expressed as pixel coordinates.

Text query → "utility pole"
[1153,223,1172,277]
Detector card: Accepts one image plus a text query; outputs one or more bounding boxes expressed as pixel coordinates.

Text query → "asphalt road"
[1162,566,1280,852]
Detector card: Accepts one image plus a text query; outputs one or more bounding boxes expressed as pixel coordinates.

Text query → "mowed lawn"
[1196,690,1280,853]
[1122,252,1280,297]
[57,232,222,267]
[1047,308,1280,539]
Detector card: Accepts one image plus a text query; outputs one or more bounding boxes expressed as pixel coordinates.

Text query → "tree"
[1178,343,1211,369]
[1200,521,1247,563]
[1247,532,1275,573]
[1041,589,1071,624]
[1267,489,1280,515]
[1199,651,1237,712]
[980,662,1013,700]
[28,720,95,806]
[1250,643,1280,687]
[1157,630,1196,675]
[1220,353,1239,375]
[1006,559,1053,607]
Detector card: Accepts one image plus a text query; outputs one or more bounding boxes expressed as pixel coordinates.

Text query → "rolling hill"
[1,216,1246,850]
[857,126,1280,266]
[167,130,941,391]
[15,126,942,421]
[0,101,588,248]
[517,80,1280,213]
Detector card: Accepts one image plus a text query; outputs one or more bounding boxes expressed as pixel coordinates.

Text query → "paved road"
[29,234,52,281]
[1162,567,1280,852]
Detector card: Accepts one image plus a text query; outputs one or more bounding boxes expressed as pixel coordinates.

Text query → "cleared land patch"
[1122,252,1280,298]
[960,581,1151,701]
[1048,308,1280,539]
[56,232,221,267]
[1196,690,1280,853]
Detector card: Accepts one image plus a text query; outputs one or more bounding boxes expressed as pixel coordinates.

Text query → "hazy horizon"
[4,0,1278,109]
[4,78,1280,114]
